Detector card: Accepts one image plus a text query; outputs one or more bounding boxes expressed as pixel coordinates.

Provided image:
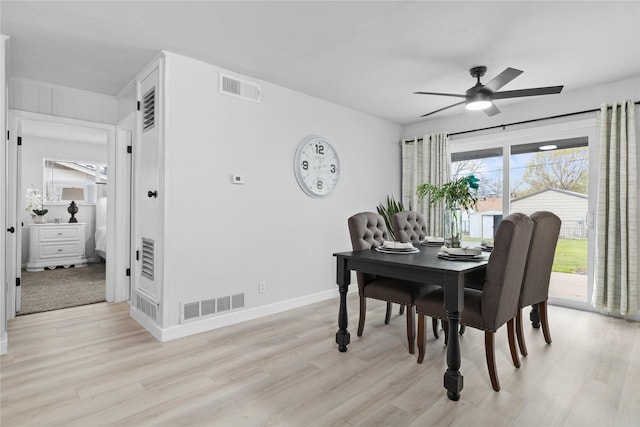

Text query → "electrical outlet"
[258,281,266,294]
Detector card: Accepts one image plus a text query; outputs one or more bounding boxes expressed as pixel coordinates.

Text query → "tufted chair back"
[481,213,534,331]
[348,212,389,292]
[519,211,561,308]
[392,211,428,244]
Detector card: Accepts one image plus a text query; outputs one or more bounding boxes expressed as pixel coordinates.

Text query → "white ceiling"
[1,1,639,125]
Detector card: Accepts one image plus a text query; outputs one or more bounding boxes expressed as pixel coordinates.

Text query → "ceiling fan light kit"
[415,65,564,118]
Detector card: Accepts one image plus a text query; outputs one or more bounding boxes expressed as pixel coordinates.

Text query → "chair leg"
[484,331,500,391]
[406,305,415,354]
[516,308,528,356]
[399,304,405,315]
[432,317,439,339]
[417,314,426,363]
[507,318,521,368]
[539,300,552,344]
[384,301,392,324]
[357,296,366,337]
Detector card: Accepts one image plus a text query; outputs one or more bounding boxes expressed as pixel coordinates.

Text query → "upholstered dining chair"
[391,211,427,244]
[516,211,561,356]
[415,213,534,391]
[391,210,440,339]
[348,212,438,354]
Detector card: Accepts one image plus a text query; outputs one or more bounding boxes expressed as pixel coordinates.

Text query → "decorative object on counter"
[417,174,479,248]
[25,186,48,223]
[61,187,85,223]
[377,195,410,241]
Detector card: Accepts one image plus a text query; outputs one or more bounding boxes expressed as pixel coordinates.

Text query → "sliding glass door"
[450,118,597,310]
[510,138,589,304]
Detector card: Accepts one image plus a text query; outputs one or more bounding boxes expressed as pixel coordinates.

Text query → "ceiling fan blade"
[414,91,466,98]
[420,101,466,117]
[492,85,564,99]
[483,103,501,117]
[483,67,523,92]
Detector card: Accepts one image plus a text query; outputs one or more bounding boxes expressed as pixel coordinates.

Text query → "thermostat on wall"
[232,174,245,184]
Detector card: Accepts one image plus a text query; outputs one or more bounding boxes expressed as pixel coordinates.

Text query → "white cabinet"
[26,223,88,272]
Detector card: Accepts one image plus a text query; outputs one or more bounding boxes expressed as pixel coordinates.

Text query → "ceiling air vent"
[142,87,155,132]
[219,73,261,103]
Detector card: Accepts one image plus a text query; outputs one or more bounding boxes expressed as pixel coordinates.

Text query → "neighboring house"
[511,187,588,238]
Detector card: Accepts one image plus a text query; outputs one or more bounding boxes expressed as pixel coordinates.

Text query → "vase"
[33,215,47,224]
[444,208,462,248]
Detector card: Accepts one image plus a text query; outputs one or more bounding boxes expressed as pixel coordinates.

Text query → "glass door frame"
[449,117,598,312]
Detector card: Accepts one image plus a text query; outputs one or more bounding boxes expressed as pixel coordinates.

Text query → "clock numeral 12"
[315,144,325,155]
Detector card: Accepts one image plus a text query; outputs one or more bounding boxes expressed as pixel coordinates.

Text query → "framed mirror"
[43,159,107,204]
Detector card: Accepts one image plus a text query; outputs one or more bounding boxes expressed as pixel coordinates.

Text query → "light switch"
[232,174,245,184]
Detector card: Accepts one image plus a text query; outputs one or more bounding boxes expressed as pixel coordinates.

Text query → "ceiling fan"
[415,66,564,118]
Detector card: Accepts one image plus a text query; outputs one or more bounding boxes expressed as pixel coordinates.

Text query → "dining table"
[333,244,489,401]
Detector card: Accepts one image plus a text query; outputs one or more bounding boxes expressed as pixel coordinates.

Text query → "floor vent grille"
[136,292,159,322]
[180,292,245,324]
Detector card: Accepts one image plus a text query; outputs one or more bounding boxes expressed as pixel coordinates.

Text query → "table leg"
[443,272,464,401]
[335,257,351,352]
[529,303,540,328]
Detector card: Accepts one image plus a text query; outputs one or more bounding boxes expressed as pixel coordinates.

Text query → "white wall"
[1,35,8,354]
[9,78,117,124]
[160,52,402,329]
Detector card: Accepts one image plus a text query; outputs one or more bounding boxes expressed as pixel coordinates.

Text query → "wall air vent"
[219,73,261,103]
[180,293,245,323]
[141,238,154,280]
[142,87,156,132]
[136,291,159,322]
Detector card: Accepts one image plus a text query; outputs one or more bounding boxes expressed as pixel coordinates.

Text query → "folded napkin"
[439,246,482,256]
[421,236,444,244]
[480,241,494,249]
[382,241,414,249]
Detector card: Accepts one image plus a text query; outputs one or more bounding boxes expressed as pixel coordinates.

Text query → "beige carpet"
[18,263,106,315]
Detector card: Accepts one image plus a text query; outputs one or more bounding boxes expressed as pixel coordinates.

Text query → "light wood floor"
[1,294,638,426]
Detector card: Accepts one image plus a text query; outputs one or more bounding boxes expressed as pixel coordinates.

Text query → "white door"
[133,66,162,314]
[5,114,22,318]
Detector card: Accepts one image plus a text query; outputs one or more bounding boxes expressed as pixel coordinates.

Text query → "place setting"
[375,240,420,254]
[437,245,488,261]
[419,236,445,246]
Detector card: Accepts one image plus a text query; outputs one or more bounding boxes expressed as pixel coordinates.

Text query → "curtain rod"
[404,100,640,142]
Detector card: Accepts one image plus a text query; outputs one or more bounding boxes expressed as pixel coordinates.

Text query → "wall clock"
[294,135,340,198]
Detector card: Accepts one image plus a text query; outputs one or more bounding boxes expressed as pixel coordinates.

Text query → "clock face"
[294,136,340,198]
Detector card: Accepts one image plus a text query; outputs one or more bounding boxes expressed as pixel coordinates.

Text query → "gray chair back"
[519,211,561,308]
[348,212,389,291]
[392,211,427,244]
[481,213,534,331]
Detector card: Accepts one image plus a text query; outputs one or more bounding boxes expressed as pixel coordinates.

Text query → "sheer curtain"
[401,132,450,236]
[593,100,638,315]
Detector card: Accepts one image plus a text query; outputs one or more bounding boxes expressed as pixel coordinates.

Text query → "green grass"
[464,235,587,274]
[553,238,588,274]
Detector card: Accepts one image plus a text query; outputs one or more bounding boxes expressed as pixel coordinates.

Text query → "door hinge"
[127,145,132,154]
[126,268,131,277]
[6,130,9,140]
[17,136,22,146]
[136,250,140,261]
[16,277,21,287]
[137,101,141,111]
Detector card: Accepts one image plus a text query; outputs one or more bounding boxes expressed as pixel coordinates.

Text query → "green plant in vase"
[416,175,479,247]
[377,195,410,240]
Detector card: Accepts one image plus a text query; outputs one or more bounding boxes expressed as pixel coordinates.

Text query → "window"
[43,159,107,204]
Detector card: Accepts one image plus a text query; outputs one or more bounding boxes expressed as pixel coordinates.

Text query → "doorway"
[5,111,128,319]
